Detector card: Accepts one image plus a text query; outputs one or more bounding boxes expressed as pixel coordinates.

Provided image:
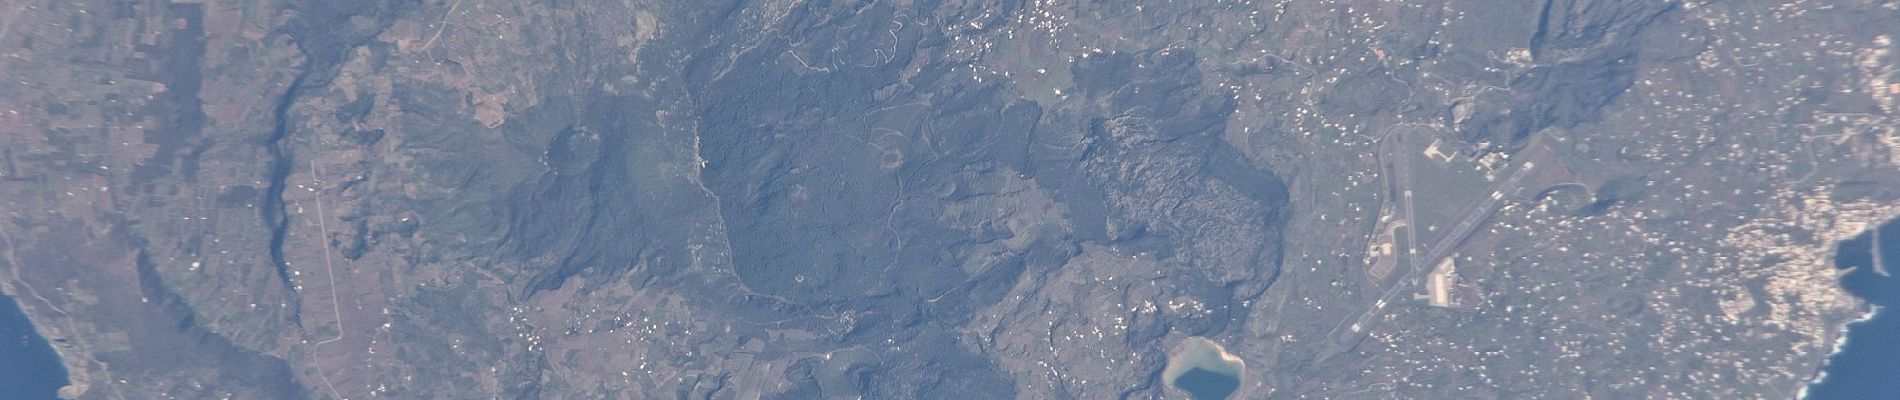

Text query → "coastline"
[0,270,92,399]
[1798,216,1900,400]
[1800,303,1880,400]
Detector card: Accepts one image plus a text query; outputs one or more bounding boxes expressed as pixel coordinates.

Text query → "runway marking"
[307,159,346,400]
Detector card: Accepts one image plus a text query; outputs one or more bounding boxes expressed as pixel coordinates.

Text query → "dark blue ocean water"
[0,292,68,399]
[1806,218,1900,399]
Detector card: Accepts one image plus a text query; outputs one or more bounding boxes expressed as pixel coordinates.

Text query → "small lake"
[0,292,70,398]
[1173,367,1241,400]
[1165,337,1245,400]
[1806,218,1900,399]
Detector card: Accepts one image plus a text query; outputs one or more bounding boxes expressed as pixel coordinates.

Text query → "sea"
[1805,217,1900,399]
[0,292,68,399]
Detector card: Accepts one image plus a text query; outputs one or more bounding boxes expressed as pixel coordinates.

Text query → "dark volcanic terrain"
[1,0,1898,399]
